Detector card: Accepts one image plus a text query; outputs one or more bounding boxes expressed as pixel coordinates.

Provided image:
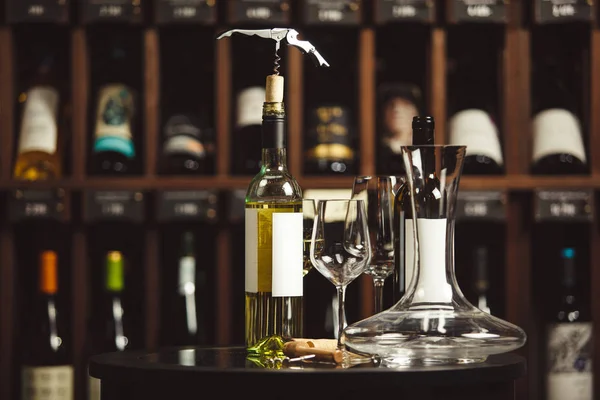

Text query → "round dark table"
[89,346,526,400]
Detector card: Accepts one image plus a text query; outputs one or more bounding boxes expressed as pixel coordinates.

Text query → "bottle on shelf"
[161,231,206,346]
[13,57,64,181]
[531,109,587,175]
[245,74,303,355]
[448,109,504,175]
[90,84,136,175]
[531,51,588,175]
[304,104,356,175]
[232,86,265,175]
[376,82,422,175]
[160,114,215,175]
[472,246,491,314]
[20,250,73,400]
[392,115,436,304]
[88,251,130,400]
[546,247,592,400]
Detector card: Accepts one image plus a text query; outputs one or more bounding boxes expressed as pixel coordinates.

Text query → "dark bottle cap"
[412,115,435,145]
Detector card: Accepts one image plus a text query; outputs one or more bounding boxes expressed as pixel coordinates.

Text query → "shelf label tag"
[229,189,247,223]
[157,190,219,222]
[81,0,143,24]
[374,0,434,23]
[155,0,216,24]
[535,0,593,23]
[451,0,507,23]
[456,190,506,221]
[6,0,70,24]
[84,190,145,222]
[534,189,593,222]
[230,0,290,24]
[8,189,67,222]
[302,0,362,25]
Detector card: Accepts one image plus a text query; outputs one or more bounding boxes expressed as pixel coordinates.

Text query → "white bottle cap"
[448,109,503,166]
[532,108,586,164]
[236,87,265,128]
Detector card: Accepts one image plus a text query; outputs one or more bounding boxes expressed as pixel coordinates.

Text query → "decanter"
[342,144,526,366]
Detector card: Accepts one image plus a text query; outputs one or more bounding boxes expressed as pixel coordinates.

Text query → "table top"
[89,345,526,387]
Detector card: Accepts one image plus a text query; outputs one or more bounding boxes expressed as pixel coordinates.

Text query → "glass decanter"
[342,144,526,366]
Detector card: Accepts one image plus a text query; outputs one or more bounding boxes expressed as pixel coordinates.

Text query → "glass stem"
[336,285,347,350]
[373,277,385,314]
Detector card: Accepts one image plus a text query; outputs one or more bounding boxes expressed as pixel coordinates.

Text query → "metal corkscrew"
[216,28,330,72]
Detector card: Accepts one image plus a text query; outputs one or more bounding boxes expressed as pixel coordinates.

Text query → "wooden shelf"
[2,175,600,191]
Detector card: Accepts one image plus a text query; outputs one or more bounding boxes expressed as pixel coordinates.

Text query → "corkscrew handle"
[216,28,330,68]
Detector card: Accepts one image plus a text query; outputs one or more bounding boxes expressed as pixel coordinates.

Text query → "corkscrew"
[216,28,330,74]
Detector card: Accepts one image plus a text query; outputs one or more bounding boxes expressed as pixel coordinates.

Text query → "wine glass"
[351,175,403,314]
[310,199,371,350]
[302,199,317,277]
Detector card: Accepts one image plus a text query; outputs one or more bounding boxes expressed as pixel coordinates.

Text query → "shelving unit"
[1,1,599,400]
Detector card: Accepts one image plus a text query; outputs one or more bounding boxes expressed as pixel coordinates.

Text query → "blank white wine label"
[532,108,587,163]
[272,212,303,297]
[22,365,73,400]
[18,86,59,155]
[236,87,265,128]
[448,109,504,165]
[245,208,259,293]
[404,218,415,291]
[405,219,452,303]
[547,322,593,400]
[88,376,101,400]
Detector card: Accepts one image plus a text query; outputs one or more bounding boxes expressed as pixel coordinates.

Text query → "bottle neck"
[412,126,435,146]
[261,115,288,171]
[561,256,576,296]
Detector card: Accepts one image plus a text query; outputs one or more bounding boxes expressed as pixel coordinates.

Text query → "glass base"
[377,356,487,368]
[342,308,526,367]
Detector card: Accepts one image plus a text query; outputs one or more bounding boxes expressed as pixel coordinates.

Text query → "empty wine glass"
[352,175,403,314]
[302,199,317,277]
[310,199,371,350]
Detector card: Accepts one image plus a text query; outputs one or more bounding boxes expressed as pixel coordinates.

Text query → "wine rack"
[1,1,600,400]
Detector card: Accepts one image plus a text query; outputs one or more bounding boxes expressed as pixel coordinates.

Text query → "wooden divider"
[72,28,88,181]
[0,227,15,400]
[144,28,160,177]
[0,28,14,181]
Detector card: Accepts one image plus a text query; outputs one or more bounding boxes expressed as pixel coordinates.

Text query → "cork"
[283,340,343,364]
[265,74,284,103]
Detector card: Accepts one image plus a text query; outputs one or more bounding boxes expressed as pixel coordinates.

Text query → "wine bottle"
[21,250,73,400]
[376,83,422,175]
[161,231,206,346]
[88,251,130,400]
[304,104,356,175]
[531,109,587,175]
[90,84,136,175]
[232,86,265,175]
[546,247,592,400]
[448,109,504,175]
[473,246,491,314]
[245,74,303,354]
[160,114,214,175]
[392,115,436,304]
[531,51,588,175]
[13,57,63,181]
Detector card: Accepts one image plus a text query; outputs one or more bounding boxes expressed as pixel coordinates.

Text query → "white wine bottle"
[13,56,64,181]
[13,86,62,181]
[245,74,303,355]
